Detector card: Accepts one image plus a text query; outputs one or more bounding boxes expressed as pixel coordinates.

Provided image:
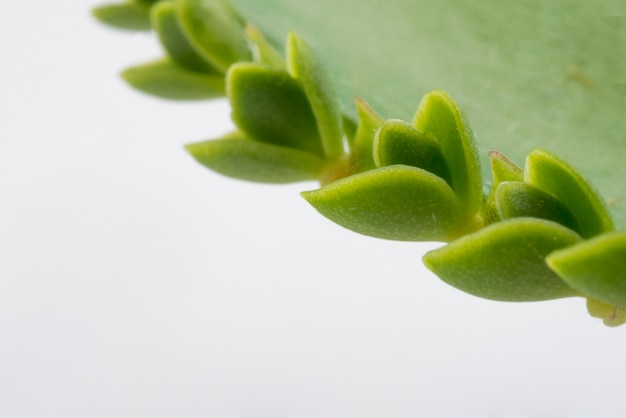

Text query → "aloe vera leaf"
[494,181,579,232]
[93,1,153,31]
[186,134,324,183]
[287,32,344,159]
[413,90,482,217]
[231,0,626,227]
[423,218,583,302]
[122,58,225,100]
[374,119,450,184]
[301,165,465,242]
[547,230,626,307]
[151,1,219,73]
[525,148,614,238]
[227,63,324,156]
[245,25,286,68]
[176,0,251,73]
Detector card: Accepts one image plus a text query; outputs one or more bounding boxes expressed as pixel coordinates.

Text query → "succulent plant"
[93,0,626,326]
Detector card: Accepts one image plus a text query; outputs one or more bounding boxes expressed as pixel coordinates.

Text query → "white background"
[1,1,625,417]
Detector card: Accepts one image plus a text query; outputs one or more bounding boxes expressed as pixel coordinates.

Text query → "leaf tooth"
[413,90,483,218]
[525,148,614,238]
[484,151,524,224]
[547,230,626,307]
[345,97,384,174]
[423,218,583,302]
[245,24,286,68]
[489,150,523,184]
[494,181,579,232]
[227,63,323,156]
[586,298,626,327]
[176,0,251,73]
[186,133,324,183]
[373,119,450,184]
[287,32,345,159]
[93,1,153,31]
[302,165,465,242]
[151,1,220,73]
[121,58,225,100]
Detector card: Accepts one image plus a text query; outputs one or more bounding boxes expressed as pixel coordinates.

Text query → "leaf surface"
[287,33,344,159]
[525,148,614,238]
[93,1,153,31]
[186,134,324,183]
[413,90,482,216]
[348,98,384,173]
[423,218,583,301]
[374,119,450,184]
[494,181,579,232]
[122,58,225,100]
[227,63,324,156]
[547,231,626,307]
[245,25,285,68]
[232,0,626,227]
[302,165,465,242]
[151,1,218,73]
[177,0,251,72]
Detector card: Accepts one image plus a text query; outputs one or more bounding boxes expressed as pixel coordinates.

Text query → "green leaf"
[342,115,357,146]
[231,0,626,227]
[374,119,450,184]
[413,90,483,217]
[484,151,525,224]
[547,230,626,307]
[525,148,614,238]
[423,218,583,302]
[176,0,251,73]
[494,181,579,232]
[586,298,626,327]
[287,32,344,159]
[92,1,153,31]
[122,58,225,100]
[301,165,465,242]
[227,63,324,156]
[489,151,524,185]
[245,24,286,68]
[348,97,384,173]
[186,134,325,183]
[151,1,219,73]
